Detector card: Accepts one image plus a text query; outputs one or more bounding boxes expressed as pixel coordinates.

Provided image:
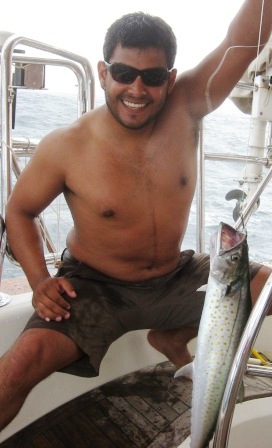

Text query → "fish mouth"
[217,222,246,255]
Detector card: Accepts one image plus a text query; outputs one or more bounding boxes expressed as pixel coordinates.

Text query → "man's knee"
[251,264,272,306]
[2,328,79,386]
[2,330,51,383]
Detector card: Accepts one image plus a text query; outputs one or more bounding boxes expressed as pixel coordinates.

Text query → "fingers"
[57,277,77,298]
[32,277,77,323]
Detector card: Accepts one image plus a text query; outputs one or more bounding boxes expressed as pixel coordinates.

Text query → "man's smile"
[123,100,147,109]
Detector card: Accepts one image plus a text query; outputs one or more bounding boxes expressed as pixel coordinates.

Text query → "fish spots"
[190,222,251,447]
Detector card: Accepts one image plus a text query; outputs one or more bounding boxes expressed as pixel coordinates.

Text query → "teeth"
[123,100,145,109]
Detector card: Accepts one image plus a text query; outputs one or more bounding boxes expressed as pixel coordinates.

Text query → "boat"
[0,31,272,447]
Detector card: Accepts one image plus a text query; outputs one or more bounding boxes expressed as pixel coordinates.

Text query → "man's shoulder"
[40,109,97,148]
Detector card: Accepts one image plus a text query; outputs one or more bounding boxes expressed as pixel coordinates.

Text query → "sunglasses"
[104,61,171,87]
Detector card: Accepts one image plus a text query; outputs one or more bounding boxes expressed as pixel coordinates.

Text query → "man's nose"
[128,75,147,92]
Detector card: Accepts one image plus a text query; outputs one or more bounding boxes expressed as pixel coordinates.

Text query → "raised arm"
[177,0,272,117]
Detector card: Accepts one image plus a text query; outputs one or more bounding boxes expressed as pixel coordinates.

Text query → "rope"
[204,0,267,229]
[205,0,266,113]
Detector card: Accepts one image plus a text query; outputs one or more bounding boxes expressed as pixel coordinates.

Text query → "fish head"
[210,222,249,291]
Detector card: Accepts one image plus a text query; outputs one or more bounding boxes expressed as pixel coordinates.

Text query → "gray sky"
[1,0,245,92]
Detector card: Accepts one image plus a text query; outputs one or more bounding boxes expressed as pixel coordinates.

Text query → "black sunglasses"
[104,61,171,87]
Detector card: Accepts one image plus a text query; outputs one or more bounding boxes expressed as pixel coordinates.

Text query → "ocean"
[2,88,272,279]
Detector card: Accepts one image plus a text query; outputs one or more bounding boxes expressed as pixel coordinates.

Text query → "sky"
[0,0,246,93]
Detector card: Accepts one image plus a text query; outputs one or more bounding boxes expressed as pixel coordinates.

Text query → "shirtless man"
[1,0,272,431]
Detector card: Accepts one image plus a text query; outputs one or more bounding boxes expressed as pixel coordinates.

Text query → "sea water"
[2,88,272,279]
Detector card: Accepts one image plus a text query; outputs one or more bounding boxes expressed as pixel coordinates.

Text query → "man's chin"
[106,100,157,130]
[117,114,157,130]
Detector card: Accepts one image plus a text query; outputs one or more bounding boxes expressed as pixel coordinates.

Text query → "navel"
[101,209,116,218]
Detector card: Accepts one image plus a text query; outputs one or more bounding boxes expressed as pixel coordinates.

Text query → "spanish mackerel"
[176,222,251,447]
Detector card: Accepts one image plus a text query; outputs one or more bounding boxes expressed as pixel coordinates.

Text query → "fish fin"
[174,361,194,380]
[236,381,245,403]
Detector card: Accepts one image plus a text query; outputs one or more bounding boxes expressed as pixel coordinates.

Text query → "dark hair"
[103,12,177,69]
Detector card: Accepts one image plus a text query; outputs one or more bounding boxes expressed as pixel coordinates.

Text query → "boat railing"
[195,70,272,446]
[197,114,272,447]
[0,32,95,268]
[196,147,272,253]
[213,273,272,447]
[194,124,272,447]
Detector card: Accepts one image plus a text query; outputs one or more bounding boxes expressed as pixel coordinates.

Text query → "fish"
[175,222,251,447]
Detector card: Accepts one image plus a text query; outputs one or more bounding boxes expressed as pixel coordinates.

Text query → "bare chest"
[65,143,197,221]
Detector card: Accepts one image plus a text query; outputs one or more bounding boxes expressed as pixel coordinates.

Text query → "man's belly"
[66,229,183,282]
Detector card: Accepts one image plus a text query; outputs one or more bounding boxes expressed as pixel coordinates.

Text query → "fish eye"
[231,254,240,262]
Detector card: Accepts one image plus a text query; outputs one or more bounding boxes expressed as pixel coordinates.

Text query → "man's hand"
[32,277,77,322]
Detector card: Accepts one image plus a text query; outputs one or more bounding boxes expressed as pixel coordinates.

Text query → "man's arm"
[6,130,76,322]
[177,0,272,117]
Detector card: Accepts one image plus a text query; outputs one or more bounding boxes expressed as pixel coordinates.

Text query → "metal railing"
[197,118,272,447]
[1,33,95,208]
[0,32,95,267]
[213,273,272,446]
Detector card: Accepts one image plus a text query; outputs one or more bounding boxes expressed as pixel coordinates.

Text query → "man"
[1,0,272,431]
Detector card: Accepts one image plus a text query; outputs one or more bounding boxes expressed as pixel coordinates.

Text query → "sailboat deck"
[1,361,272,448]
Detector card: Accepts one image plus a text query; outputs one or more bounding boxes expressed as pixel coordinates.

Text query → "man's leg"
[250,265,272,308]
[0,328,83,431]
[147,326,197,368]
[147,265,272,369]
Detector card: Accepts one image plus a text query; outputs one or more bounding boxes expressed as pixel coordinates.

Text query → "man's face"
[99,44,176,130]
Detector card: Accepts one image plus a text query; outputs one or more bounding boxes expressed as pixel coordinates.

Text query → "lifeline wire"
[204,0,266,228]
[205,0,266,114]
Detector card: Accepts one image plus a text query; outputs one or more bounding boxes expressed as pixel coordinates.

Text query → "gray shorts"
[24,249,261,377]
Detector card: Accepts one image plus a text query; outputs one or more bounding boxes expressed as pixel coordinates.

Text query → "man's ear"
[167,68,177,94]
[97,60,107,90]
